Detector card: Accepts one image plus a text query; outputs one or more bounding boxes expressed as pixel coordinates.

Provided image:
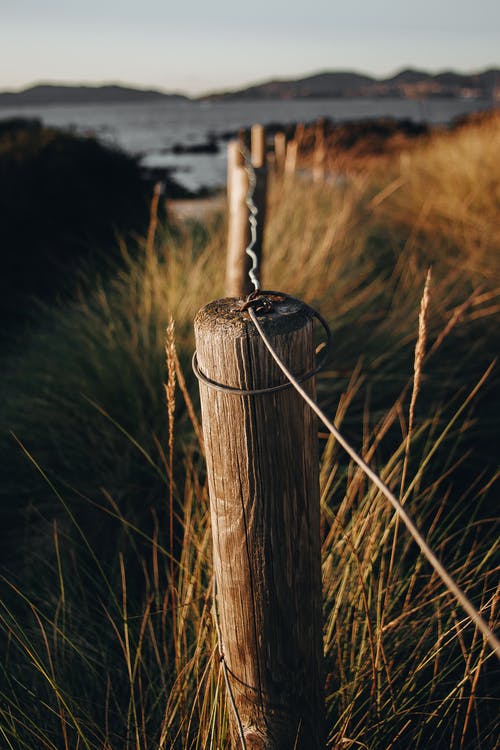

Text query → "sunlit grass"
[0,114,499,748]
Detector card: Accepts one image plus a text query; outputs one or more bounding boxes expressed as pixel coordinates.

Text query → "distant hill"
[0,84,188,107]
[204,68,500,101]
[1,70,499,106]
[210,72,376,100]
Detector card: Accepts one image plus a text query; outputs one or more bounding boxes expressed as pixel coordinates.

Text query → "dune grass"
[0,114,499,748]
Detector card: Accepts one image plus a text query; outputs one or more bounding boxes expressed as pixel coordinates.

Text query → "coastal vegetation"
[0,118,153,330]
[0,112,498,748]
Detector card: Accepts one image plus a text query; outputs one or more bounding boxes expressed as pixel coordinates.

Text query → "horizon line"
[2,63,499,99]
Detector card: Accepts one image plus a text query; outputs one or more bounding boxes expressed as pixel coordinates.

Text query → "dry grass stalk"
[173,348,205,454]
[165,316,178,664]
[166,317,177,484]
[146,181,162,258]
[367,175,405,210]
[400,267,432,499]
[427,288,481,358]
[379,268,433,692]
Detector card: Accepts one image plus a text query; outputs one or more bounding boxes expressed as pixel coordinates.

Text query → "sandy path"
[168,195,226,221]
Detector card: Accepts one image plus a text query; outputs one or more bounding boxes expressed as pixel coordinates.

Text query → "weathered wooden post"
[227,138,242,207]
[313,118,326,183]
[294,122,305,148]
[273,132,287,175]
[225,140,250,297]
[194,295,324,750]
[225,126,268,298]
[284,140,298,178]
[251,124,266,168]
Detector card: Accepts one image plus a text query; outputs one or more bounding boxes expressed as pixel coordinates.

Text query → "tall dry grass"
[0,114,499,748]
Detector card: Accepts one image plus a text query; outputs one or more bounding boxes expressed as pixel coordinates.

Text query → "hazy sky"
[1,0,499,94]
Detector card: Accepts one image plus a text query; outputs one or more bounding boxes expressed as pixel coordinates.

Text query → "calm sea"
[0,97,492,191]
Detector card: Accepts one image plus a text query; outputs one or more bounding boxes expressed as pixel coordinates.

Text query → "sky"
[1,0,499,95]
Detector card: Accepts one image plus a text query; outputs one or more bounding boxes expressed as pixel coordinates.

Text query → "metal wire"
[247,306,500,662]
[240,145,261,292]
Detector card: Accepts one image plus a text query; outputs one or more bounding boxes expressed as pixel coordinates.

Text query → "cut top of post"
[194,296,315,392]
[195,296,311,340]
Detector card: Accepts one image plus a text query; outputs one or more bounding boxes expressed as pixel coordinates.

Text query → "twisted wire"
[240,145,261,292]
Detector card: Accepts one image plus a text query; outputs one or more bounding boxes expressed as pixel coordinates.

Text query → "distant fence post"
[194,296,324,750]
[313,118,326,183]
[294,121,305,148]
[251,123,265,168]
[225,140,250,297]
[225,126,268,298]
[273,131,287,175]
[284,140,298,178]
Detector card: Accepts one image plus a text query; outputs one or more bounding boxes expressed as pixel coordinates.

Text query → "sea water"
[0,97,492,191]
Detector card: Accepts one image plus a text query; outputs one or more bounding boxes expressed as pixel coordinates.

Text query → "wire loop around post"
[192,295,332,396]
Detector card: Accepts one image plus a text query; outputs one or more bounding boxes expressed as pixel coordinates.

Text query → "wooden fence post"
[194,296,324,750]
[313,118,326,183]
[227,138,242,206]
[225,140,250,297]
[225,127,268,298]
[251,124,266,169]
[284,140,298,178]
[273,132,287,175]
[294,122,305,148]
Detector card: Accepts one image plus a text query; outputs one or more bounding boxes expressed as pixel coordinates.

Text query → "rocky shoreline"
[152,109,498,199]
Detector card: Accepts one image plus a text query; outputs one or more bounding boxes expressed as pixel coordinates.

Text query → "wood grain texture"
[194,297,324,749]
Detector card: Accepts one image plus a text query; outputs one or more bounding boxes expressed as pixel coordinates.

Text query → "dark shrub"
[0,118,150,324]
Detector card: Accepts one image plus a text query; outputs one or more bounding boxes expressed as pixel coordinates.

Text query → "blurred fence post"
[274,131,287,175]
[294,121,305,148]
[225,140,250,297]
[225,126,268,298]
[284,140,298,178]
[313,118,326,183]
[251,123,265,168]
[194,295,324,749]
